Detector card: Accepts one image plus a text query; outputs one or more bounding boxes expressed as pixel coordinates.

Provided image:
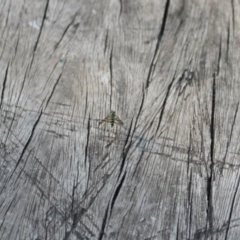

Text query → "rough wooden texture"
[0,0,240,239]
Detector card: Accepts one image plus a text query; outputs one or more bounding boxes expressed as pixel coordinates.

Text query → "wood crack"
[156,76,174,132]
[33,0,49,53]
[133,84,145,129]
[130,84,146,145]
[188,170,193,239]
[224,176,240,240]
[0,62,9,109]
[14,31,20,56]
[98,204,109,240]
[110,172,126,215]
[1,1,11,38]
[104,29,108,54]
[98,172,126,240]
[5,62,30,143]
[217,37,222,74]
[206,73,216,238]
[109,45,113,110]
[27,0,49,74]
[54,9,80,50]
[9,110,43,179]
[231,0,235,31]
[118,0,123,20]
[226,22,230,63]
[187,130,192,174]
[45,72,62,109]
[221,102,239,173]
[84,115,91,191]
[118,118,134,178]
[145,0,170,88]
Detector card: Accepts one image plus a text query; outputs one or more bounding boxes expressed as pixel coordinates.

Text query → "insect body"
[100,111,123,127]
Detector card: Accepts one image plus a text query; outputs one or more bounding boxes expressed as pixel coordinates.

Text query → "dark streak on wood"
[45,72,62,109]
[85,115,91,191]
[221,102,239,173]
[156,76,175,133]
[146,0,170,89]
[33,0,49,53]
[54,9,80,50]
[9,110,43,179]
[0,62,8,109]
[118,0,123,20]
[118,118,134,179]
[109,45,113,110]
[206,73,216,238]
[231,0,235,31]
[104,29,108,54]
[217,37,222,75]
[226,22,230,63]
[224,175,240,240]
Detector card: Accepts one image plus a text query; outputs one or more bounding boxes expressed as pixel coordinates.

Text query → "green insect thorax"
[110,111,115,126]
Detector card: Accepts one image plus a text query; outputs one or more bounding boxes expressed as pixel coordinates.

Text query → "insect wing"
[99,115,112,125]
[99,113,123,126]
[114,115,124,126]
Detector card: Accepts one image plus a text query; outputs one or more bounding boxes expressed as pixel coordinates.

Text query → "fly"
[99,111,123,127]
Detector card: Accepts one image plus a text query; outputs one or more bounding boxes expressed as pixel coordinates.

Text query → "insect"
[99,111,124,127]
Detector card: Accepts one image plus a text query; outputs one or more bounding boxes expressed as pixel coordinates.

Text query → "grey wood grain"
[0,0,240,239]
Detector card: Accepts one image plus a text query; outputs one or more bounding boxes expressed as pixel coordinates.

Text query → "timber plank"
[0,0,240,240]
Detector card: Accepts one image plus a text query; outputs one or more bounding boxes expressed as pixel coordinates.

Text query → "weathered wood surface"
[0,0,240,239]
